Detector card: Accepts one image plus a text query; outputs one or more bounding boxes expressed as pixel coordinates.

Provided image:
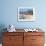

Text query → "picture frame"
[17,7,35,21]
